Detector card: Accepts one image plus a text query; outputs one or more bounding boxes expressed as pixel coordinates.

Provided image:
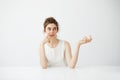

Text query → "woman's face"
[45,23,58,38]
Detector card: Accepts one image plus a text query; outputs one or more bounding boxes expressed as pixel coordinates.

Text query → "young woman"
[40,17,92,69]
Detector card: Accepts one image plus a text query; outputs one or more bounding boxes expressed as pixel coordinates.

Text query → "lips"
[49,35,54,37]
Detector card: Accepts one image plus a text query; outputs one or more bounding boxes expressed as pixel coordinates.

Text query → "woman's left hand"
[79,35,92,45]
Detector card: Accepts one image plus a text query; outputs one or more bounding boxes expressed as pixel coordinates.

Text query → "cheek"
[45,29,49,33]
[55,31,57,34]
[53,31,58,35]
[44,30,49,35]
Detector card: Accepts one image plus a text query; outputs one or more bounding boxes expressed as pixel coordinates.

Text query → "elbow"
[40,60,48,69]
[69,66,75,69]
[40,63,48,69]
[68,64,76,69]
[41,65,47,69]
[42,66,47,69]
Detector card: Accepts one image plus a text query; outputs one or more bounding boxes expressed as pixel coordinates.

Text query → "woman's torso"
[44,39,67,67]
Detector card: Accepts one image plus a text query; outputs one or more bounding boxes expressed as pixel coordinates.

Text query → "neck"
[49,37,58,44]
[47,37,59,48]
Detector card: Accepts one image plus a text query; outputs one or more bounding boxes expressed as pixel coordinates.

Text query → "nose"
[50,29,54,33]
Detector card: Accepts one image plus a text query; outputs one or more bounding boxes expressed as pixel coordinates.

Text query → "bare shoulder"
[64,40,71,47]
[63,40,72,54]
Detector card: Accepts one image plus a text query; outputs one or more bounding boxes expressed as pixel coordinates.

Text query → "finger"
[85,36,89,42]
[86,36,91,42]
[88,35,92,39]
[89,36,92,41]
[88,36,92,42]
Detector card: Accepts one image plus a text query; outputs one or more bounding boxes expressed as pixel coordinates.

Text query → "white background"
[0,0,120,67]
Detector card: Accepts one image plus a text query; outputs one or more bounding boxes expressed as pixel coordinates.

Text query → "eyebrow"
[47,27,57,28]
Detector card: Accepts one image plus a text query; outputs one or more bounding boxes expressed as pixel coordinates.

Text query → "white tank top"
[44,40,66,67]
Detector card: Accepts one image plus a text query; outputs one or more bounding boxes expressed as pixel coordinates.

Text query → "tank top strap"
[61,40,65,52]
[59,40,65,58]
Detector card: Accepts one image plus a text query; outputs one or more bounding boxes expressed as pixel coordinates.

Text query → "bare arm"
[40,43,48,69]
[65,36,92,68]
[40,37,50,69]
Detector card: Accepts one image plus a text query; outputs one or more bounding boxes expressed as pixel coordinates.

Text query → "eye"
[53,27,57,31]
[47,27,51,31]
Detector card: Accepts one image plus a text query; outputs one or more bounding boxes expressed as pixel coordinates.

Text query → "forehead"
[46,23,57,28]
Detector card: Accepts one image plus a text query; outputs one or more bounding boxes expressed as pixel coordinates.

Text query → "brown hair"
[43,17,59,32]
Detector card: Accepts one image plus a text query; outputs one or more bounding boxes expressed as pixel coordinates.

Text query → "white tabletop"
[0,65,120,80]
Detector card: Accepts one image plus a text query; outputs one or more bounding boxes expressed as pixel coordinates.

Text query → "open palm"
[79,36,92,45]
